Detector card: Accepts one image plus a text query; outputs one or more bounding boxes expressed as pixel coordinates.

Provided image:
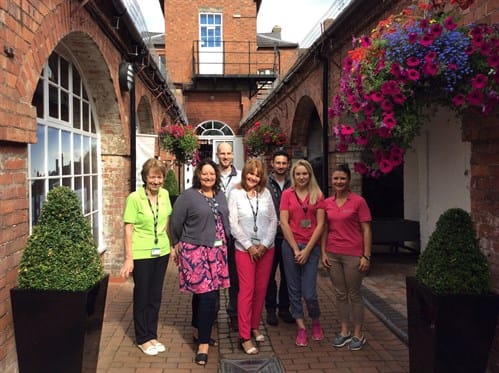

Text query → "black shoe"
[278,310,295,324]
[266,311,278,326]
[194,352,208,366]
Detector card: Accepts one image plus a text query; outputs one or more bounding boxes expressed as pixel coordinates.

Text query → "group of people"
[119,143,372,366]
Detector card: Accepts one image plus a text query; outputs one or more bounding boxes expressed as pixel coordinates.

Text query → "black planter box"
[10,274,109,373]
[406,276,499,373]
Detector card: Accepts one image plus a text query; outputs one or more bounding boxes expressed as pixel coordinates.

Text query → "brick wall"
[185,91,243,131]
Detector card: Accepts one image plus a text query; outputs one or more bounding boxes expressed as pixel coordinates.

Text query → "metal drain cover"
[220,357,284,372]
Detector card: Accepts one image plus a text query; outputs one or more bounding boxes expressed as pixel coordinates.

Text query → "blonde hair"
[240,158,267,193]
[290,159,323,204]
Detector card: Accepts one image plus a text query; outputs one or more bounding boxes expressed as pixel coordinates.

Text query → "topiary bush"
[18,186,104,291]
[163,169,179,196]
[415,208,490,294]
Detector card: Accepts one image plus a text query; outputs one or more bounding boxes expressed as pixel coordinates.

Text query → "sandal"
[194,352,208,366]
[252,329,265,342]
[240,339,259,355]
[192,336,219,346]
[137,342,158,356]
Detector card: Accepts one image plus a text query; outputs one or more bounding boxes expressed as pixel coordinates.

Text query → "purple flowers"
[328,3,498,176]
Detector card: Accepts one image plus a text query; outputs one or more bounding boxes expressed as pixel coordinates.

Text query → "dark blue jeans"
[265,236,290,313]
[132,254,169,344]
[281,241,321,320]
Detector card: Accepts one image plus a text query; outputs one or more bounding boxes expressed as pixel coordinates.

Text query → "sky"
[139,0,334,46]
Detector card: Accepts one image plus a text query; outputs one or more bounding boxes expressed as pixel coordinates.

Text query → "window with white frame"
[199,13,222,48]
[29,51,101,247]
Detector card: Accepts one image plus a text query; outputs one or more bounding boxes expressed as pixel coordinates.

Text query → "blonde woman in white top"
[228,158,277,355]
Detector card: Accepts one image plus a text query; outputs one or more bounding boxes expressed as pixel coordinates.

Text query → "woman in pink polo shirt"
[321,163,372,351]
[280,159,325,347]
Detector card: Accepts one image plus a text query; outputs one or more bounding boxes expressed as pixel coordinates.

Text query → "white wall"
[404,107,471,250]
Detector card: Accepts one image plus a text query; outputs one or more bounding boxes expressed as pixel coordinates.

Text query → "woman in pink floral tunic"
[169,159,230,366]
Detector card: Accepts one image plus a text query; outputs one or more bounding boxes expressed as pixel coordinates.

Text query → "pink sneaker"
[312,321,324,341]
[295,328,308,347]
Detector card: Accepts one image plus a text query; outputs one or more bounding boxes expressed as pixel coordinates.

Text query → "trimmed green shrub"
[163,169,179,196]
[18,186,104,291]
[415,208,490,294]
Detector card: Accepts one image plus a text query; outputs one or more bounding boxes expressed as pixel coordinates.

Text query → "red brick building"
[163,0,298,173]
[0,1,185,371]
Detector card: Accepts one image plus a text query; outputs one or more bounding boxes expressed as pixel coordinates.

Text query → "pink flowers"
[244,122,288,156]
[328,1,498,176]
[160,124,199,164]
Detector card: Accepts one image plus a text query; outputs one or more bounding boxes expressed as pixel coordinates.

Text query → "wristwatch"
[362,255,371,261]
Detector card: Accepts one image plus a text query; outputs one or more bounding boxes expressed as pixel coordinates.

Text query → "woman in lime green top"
[120,158,172,356]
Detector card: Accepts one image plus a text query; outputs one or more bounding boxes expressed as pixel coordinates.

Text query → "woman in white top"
[228,158,277,355]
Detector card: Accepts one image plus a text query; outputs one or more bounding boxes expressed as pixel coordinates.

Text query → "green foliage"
[18,186,104,291]
[415,208,490,294]
[163,169,179,196]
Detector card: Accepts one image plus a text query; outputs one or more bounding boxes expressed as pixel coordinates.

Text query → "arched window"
[29,51,101,247]
[196,120,235,136]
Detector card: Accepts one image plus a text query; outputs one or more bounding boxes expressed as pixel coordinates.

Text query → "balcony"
[188,40,278,97]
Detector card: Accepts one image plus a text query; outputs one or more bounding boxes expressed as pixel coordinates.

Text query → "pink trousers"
[235,248,274,340]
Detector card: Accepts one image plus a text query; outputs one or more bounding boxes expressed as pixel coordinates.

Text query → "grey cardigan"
[169,188,231,247]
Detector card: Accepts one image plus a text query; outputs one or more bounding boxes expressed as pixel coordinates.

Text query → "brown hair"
[240,158,267,193]
[141,158,167,184]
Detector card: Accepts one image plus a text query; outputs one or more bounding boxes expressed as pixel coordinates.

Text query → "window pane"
[60,57,69,90]
[82,102,89,132]
[74,134,82,174]
[48,178,60,191]
[200,14,206,24]
[48,54,58,83]
[48,85,58,119]
[84,176,91,214]
[90,113,96,134]
[92,175,98,211]
[75,176,83,203]
[61,90,69,122]
[83,137,90,174]
[82,84,88,100]
[47,127,60,176]
[215,15,221,24]
[31,179,45,226]
[61,130,71,175]
[73,97,81,129]
[91,138,97,173]
[62,177,72,188]
[31,125,45,178]
[208,14,213,24]
[32,80,44,118]
[72,67,81,96]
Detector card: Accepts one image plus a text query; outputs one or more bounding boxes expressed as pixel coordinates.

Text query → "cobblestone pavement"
[97,251,416,372]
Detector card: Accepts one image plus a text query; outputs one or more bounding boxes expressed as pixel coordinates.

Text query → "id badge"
[300,219,311,228]
[251,236,261,245]
[214,239,223,247]
[151,248,161,256]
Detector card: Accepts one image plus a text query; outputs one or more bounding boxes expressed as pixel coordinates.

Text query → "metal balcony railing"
[192,40,278,77]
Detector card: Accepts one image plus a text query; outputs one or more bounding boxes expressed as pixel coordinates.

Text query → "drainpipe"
[321,55,330,197]
[130,81,136,192]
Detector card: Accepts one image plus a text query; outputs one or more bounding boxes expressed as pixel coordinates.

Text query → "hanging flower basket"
[244,121,288,157]
[159,124,199,164]
[329,0,498,177]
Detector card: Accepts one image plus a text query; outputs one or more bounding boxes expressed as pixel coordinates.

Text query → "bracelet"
[362,255,371,261]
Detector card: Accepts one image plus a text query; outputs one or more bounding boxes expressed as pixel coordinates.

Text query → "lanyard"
[294,191,309,216]
[201,192,220,223]
[146,195,159,245]
[221,175,233,193]
[246,192,259,233]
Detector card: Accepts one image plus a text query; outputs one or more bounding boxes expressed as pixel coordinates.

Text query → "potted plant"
[159,123,199,164]
[243,121,288,157]
[10,186,108,373]
[406,208,498,373]
[329,0,498,177]
[163,168,180,205]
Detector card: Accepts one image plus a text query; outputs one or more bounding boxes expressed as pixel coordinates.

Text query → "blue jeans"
[281,240,321,320]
